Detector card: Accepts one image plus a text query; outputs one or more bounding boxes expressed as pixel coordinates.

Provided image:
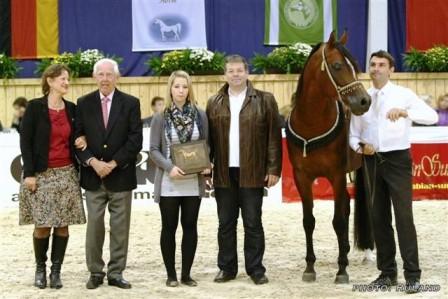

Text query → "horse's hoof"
[302,272,316,282]
[334,274,349,284]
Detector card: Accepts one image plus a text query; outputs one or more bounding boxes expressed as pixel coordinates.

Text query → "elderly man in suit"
[75,58,143,290]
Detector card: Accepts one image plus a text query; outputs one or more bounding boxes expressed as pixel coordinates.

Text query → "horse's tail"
[177,23,182,35]
[353,167,375,250]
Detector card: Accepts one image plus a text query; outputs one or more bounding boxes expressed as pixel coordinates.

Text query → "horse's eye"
[332,62,342,70]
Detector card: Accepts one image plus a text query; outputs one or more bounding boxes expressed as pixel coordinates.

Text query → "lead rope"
[361,154,377,207]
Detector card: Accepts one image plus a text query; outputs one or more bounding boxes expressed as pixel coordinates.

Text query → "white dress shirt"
[349,81,438,153]
[228,87,247,167]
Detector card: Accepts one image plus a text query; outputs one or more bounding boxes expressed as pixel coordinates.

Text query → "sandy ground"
[0,199,447,299]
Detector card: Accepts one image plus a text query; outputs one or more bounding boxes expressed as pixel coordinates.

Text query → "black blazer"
[20,96,77,178]
[75,89,143,192]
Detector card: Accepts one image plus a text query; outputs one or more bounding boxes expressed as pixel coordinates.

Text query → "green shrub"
[147,49,225,76]
[35,49,122,78]
[0,53,22,79]
[251,43,312,74]
[403,46,448,72]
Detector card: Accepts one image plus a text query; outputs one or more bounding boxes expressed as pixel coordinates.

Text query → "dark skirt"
[19,165,86,227]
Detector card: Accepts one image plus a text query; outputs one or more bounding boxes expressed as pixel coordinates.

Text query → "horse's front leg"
[331,173,351,284]
[294,170,316,282]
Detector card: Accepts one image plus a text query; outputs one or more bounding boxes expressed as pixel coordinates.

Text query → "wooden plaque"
[170,140,210,174]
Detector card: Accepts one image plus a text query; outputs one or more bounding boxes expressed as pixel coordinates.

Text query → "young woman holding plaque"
[149,70,210,287]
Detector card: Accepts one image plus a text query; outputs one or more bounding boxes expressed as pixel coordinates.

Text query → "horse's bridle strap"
[321,45,363,102]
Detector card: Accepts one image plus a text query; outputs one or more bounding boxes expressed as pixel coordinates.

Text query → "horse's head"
[154,19,161,25]
[303,31,371,116]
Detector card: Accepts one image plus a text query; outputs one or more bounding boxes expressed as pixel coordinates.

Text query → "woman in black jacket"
[19,64,86,289]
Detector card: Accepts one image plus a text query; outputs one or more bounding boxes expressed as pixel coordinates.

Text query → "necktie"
[101,97,110,128]
[372,91,381,115]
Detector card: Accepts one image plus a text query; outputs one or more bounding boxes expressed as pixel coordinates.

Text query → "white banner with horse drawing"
[132,0,207,51]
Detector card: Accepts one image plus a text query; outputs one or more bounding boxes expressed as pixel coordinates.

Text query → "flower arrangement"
[0,53,21,79]
[403,46,448,72]
[35,49,122,78]
[147,48,225,76]
[251,42,312,74]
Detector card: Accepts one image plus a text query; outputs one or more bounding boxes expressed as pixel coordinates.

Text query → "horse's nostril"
[360,98,368,106]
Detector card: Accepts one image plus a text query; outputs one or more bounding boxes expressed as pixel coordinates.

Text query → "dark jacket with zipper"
[20,96,78,178]
[206,81,282,188]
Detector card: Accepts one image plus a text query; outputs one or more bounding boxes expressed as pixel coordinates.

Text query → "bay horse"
[286,31,373,284]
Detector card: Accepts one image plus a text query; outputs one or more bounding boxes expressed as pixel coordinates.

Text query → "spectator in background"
[142,96,165,183]
[436,93,448,126]
[142,96,165,127]
[279,92,296,128]
[12,96,28,132]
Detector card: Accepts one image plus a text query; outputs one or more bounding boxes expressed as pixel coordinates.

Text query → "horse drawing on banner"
[154,18,182,41]
[285,31,374,284]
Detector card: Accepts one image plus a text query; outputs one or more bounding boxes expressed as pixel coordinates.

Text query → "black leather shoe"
[108,277,132,289]
[214,270,236,283]
[250,274,269,285]
[86,275,104,289]
[181,276,198,287]
[370,274,398,287]
[405,278,421,294]
[166,277,179,287]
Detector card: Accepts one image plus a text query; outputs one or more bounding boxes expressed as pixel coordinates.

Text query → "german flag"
[0,0,58,59]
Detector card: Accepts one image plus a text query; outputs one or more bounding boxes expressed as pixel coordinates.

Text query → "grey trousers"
[85,184,132,279]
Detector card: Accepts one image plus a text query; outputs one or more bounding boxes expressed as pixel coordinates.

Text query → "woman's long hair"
[165,70,196,108]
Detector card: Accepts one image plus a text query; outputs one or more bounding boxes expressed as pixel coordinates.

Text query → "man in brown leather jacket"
[206,55,282,285]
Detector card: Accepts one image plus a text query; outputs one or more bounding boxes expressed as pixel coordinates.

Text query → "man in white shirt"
[207,55,282,285]
[350,50,438,294]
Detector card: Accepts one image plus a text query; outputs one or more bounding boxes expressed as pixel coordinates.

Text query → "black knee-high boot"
[49,235,69,289]
[33,235,50,289]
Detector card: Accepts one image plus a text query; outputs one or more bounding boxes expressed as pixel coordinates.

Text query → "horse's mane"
[294,42,360,106]
[295,42,322,103]
[335,42,360,73]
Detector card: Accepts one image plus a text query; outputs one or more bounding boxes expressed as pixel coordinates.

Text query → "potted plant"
[403,46,448,72]
[0,53,22,79]
[147,48,225,76]
[35,49,122,78]
[251,42,312,74]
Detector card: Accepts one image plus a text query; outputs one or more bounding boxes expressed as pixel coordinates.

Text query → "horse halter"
[320,44,364,103]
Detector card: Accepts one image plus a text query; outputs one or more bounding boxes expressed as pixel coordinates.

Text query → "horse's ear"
[340,30,348,45]
[327,31,336,48]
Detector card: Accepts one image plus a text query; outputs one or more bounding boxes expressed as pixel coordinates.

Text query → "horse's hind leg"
[331,174,351,284]
[294,171,316,282]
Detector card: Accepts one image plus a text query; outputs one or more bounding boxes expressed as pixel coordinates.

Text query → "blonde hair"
[437,93,448,109]
[165,70,196,107]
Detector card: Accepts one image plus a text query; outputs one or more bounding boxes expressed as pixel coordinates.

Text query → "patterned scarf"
[164,101,202,144]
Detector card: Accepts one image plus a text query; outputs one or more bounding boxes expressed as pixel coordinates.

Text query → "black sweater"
[20,96,78,178]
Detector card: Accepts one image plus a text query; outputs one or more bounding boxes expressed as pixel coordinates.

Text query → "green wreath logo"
[284,0,319,30]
